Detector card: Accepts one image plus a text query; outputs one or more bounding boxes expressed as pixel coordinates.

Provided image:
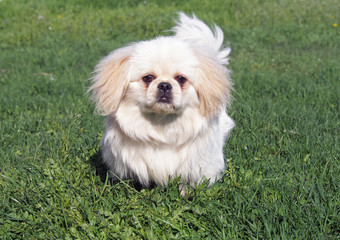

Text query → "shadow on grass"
[89,149,156,192]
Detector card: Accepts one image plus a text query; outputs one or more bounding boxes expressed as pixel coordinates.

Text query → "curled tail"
[172,12,231,65]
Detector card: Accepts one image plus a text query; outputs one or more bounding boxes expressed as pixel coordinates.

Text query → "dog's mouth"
[157,93,172,104]
[145,95,180,114]
[152,101,176,113]
[143,93,178,114]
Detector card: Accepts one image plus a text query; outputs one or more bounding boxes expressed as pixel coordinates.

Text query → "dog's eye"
[175,75,187,85]
[142,74,156,84]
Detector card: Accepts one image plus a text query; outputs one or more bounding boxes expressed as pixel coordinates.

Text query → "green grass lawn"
[1,0,339,239]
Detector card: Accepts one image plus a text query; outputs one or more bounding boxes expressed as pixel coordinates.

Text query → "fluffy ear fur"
[89,45,134,115]
[194,53,232,118]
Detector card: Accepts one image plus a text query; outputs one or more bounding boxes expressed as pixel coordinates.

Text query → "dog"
[89,13,234,191]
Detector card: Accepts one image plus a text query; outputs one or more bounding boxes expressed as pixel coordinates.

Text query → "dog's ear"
[89,45,134,115]
[194,53,232,118]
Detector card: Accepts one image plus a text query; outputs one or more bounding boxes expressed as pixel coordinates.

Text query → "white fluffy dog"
[89,13,234,190]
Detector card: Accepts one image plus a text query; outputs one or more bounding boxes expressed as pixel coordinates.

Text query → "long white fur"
[91,13,234,189]
[172,13,231,65]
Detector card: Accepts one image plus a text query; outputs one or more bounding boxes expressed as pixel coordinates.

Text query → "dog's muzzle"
[157,82,172,103]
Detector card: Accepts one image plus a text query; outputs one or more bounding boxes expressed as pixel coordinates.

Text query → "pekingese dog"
[89,13,234,191]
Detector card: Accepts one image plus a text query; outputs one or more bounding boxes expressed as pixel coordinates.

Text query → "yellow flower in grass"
[333,23,338,28]
[58,14,62,19]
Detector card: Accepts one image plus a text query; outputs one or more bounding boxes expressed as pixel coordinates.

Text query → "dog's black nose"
[157,82,172,93]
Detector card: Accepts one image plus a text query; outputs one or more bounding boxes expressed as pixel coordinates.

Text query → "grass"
[0,0,339,238]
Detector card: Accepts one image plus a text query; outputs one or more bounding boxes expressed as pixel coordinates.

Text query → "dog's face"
[127,37,199,115]
[90,36,231,119]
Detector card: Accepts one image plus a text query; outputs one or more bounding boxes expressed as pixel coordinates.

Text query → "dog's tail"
[172,12,230,65]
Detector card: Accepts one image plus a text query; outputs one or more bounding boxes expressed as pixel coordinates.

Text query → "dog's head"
[89,14,232,119]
